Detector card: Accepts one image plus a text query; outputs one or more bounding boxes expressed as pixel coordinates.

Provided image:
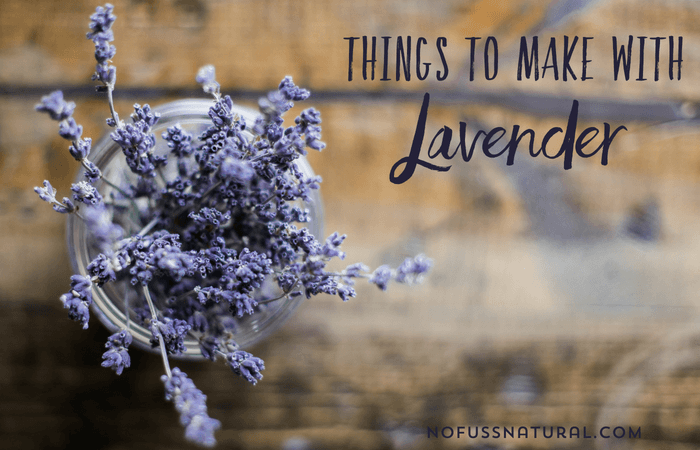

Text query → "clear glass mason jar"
[66,99,324,357]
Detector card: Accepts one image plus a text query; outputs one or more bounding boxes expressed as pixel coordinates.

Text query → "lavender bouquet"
[34,4,431,447]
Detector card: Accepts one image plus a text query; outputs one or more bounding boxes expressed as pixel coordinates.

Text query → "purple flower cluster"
[162,368,221,448]
[34,180,76,214]
[71,181,103,206]
[370,255,433,291]
[111,104,165,177]
[118,231,195,285]
[59,275,93,330]
[226,350,265,385]
[87,3,117,87]
[36,90,75,121]
[102,329,132,375]
[150,317,190,355]
[195,65,220,98]
[35,91,100,181]
[33,4,432,448]
[163,124,194,176]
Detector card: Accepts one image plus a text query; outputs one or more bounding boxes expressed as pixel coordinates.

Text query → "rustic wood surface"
[2,0,700,449]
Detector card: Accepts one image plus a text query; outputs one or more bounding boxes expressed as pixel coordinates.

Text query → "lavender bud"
[34,180,76,214]
[395,254,433,284]
[58,118,83,141]
[83,205,124,252]
[226,350,265,385]
[131,103,160,128]
[35,91,75,121]
[162,124,194,158]
[56,197,76,214]
[86,3,116,41]
[298,108,322,126]
[87,253,116,286]
[94,39,116,63]
[344,262,369,278]
[59,275,93,329]
[337,284,356,301]
[196,65,220,96]
[198,335,219,360]
[208,96,234,127]
[162,368,221,447]
[195,65,216,85]
[34,180,57,204]
[71,180,103,206]
[68,138,92,161]
[101,329,132,375]
[278,76,310,101]
[150,317,190,355]
[93,64,116,85]
[369,265,392,291]
[82,158,102,182]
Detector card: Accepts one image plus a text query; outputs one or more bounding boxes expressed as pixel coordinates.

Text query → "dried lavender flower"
[226,350,265,385]
[71,181,103,206]
[34,4,432,448]
[102,329,132,375]
[110,117,164,178]
[368,255,433,291]
[59,275,93,329]
[82,158,102,182]
[35,91,76,121]
[87,3,117,86]
[369,265,393,291]
[162,368,221,447]
[58,117,83,141]
[150,317,190,355]
[34,180,77,214]
[87,253,117,286]
[163,124,194,158]
[196,64,220,98]
[86,3,116,41]
[68,137,92,161]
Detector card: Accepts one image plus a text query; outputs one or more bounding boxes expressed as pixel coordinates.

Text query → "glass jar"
[66,99,324,357]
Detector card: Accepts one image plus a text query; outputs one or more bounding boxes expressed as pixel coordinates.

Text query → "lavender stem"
[143,285,172,379]
[106,85,121,127]
[137,217,159,236]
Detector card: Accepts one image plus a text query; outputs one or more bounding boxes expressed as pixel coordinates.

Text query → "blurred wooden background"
[3,0,700,449]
